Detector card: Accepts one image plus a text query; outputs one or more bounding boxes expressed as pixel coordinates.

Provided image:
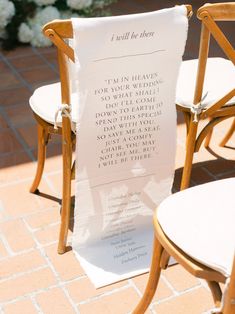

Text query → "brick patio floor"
[0,1,234,313]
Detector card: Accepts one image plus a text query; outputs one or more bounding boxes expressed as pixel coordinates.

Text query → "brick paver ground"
[0,1,234,313]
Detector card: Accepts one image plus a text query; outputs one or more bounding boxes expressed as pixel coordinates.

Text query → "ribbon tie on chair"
[54,104,76,133]
[191,92,208,123]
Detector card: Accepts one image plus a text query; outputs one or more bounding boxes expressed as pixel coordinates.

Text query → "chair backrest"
[223,254,235,314]
[193,2,235,105]
[43,21,74,119]
[42,5,192,133]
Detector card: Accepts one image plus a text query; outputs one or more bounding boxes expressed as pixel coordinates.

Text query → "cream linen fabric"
[157,178,235,277]
[71,6,189,287]
[176,57,235,107]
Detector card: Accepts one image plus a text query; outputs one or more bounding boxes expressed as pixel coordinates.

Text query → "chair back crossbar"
[194,3,235,111]
[176,2,235,190]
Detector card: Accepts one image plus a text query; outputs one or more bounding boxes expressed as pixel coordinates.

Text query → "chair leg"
[180,119,198,190]
[57,122,72,254]
[30,124,48,193]
[182,111,191,135]
[223,256,235,314]
[160,250,170,269]
[204,118,213,148]
[133,237,164,314]
[219,118,235,147]
[207,281,222,308]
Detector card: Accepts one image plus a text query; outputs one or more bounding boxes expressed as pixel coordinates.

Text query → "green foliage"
[54,0,68,11]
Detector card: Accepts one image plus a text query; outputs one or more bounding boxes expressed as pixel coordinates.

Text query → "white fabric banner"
[72,6,188,288]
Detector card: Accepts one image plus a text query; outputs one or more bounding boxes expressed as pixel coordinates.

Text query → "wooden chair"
[29,5,193,254]
[133,177,235,313]
[29,21,75,254]
[220,118,235,147]
[176,2,235,190]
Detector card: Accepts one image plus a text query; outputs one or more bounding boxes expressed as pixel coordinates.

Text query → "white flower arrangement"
[31,6,61,27]
[18,6,60,47]
[18,23,33,43]
[0,0,15,28]
[1,0,115,49]
[33,0,57,6]
[67,0,92,10]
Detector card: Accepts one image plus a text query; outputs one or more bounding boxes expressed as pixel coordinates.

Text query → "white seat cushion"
[157,178,235,277]
[29,82,79,128]
[176,57,235,107]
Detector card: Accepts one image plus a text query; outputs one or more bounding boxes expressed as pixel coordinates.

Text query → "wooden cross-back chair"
[175,2,235,190]
[29,5,193,255]
[133,177,235,313]
[29,20,75,254]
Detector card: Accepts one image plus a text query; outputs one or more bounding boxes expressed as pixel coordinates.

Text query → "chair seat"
[29,82,79,128]
[157,178,235,277]
[176,57,235,108]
